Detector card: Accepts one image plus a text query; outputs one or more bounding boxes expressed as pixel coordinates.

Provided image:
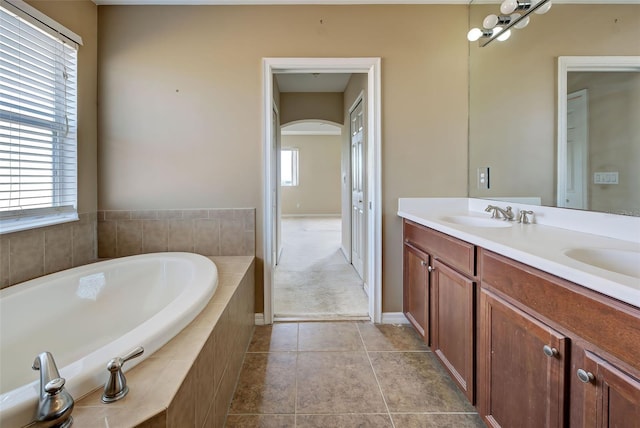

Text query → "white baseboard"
[254,313,265,325]
[381,312,409,324]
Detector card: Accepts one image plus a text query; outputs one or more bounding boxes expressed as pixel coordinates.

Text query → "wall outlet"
[594,172,619,184]
[477,167,490,189]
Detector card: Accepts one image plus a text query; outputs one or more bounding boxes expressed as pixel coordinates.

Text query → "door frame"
[262,57,382,324]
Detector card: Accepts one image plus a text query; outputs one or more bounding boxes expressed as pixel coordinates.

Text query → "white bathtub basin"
[564,248,640,279]
[0,252,218,428]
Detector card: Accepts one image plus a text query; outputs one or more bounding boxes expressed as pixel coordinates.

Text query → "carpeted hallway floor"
[274,216,369,320]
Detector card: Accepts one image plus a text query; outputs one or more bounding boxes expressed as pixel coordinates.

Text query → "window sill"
[0,211,79,235]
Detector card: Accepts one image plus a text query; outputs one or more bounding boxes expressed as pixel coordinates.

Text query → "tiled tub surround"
[0,212,97,289]
[98,209,255,258]
[68,256,255,428]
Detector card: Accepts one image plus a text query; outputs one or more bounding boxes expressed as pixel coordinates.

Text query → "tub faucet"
[485,205,515,221]
[102,346,144,403]
[32,352,74,428]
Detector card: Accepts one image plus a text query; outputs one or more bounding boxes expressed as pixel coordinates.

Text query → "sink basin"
[440,215,513,228]
[564,248,640,279]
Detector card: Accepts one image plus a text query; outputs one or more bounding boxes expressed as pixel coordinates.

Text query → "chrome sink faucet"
[485,205,515,221]
[32,352,74,428]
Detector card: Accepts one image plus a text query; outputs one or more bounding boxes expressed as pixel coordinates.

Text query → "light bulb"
[511,13,530,29]
[535,0,552,14]
[483,14,499,29]
[500,0,518,15]
[467,27,483,42]
[497,29,512,41]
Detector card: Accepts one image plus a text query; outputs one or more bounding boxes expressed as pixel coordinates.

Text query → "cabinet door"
[431,259,475,403]
[479,289,568,428]
[577,351,640,428]
[403,243,430,342]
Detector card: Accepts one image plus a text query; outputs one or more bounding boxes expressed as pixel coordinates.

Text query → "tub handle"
[101,346,144,403]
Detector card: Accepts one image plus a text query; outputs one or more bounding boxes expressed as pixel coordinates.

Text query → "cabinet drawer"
[404,220,475,276]
[480,249,640,373]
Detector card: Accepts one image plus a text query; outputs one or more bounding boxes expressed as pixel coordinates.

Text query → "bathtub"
[0,252,218,428]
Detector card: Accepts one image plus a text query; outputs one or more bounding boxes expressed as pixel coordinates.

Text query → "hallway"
[226,322,485,427]
[274,217,368,320]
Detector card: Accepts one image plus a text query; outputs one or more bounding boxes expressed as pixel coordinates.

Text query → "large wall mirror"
[468,2,640,216]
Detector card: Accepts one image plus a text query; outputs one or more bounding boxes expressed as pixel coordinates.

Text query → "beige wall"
[281,135,342,215]
[568,72,640,215]
[281,92,344,126]
[469,5,640,207]
[98,5,470,313]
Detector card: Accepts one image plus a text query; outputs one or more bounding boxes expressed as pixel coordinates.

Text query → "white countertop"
[398,198,640,308]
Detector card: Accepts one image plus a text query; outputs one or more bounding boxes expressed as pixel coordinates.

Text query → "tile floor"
[225,322,485,427]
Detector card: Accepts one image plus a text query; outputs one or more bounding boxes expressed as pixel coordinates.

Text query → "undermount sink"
[440,215,513,229]
[564,248,640,279]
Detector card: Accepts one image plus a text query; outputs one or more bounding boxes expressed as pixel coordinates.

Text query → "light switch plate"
[477,167,490,189]
[594,172,619,184]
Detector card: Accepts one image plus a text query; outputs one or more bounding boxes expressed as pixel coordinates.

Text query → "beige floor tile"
[369,352,475,413]
[298,322,364,351]
[248,323,298,352]
[228,352,297,414]
[296,413,393,427]
[225,415,295,427]
[391,413,486,428]
[357,323,429,351]
[296,351,386,414]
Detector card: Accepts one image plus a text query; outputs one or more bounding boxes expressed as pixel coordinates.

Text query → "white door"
[350,99,365,279]
[272,106,281,265]
[564,89,588,209]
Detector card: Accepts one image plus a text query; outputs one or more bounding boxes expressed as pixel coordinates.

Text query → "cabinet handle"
[577,369,595,384]
[542,345,559,358]
[428,266,434,272]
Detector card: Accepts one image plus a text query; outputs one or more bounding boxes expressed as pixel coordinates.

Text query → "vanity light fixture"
[468,0,551,46]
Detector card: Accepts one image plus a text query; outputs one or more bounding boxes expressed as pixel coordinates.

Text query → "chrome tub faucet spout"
[32,352,74,428]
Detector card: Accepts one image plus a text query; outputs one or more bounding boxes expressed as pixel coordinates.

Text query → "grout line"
[356,323,397,428]
[294,322,299,427]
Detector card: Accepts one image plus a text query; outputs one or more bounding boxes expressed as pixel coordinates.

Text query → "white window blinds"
[0,0,80,233]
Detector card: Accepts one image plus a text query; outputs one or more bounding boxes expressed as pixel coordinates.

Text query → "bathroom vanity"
[399,198,640,428]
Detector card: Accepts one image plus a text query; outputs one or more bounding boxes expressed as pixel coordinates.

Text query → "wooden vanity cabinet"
[479,249,640,428]
[403,242,430,341]
[403,219,477,402]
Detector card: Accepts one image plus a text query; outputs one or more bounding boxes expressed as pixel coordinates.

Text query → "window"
[281,148,299,187]
[0,0,82,234]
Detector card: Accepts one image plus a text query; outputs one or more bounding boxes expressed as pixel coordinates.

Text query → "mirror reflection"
[468,3,640,216]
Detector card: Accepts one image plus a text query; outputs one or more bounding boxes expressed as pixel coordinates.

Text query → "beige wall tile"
[168,220,194,252]
[183,209,209,220]
[158,210,183,220]
[219,219,244,256]
[0,236,9,289]
[9,230,44,284]
[195,334,216,427]
[105,210,131,220]
[98,220,117,258]
[117,220,142,257]
[131,210,159,220]
[73,221,97,266]
[194,219,220,256]
[167,368,195,428]
[143,220,168,253]
[45,226,73,274]
[213,310,230,395]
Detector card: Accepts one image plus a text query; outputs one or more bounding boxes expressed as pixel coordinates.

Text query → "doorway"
[262,58,382,325]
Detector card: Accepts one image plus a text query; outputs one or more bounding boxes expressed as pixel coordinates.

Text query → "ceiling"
[93,0,470,5]
[276,73,352,93]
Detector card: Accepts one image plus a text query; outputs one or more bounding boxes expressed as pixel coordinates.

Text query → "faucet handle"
[45,377,66,394]
[518,210,534,224]
[102,346,144,403]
